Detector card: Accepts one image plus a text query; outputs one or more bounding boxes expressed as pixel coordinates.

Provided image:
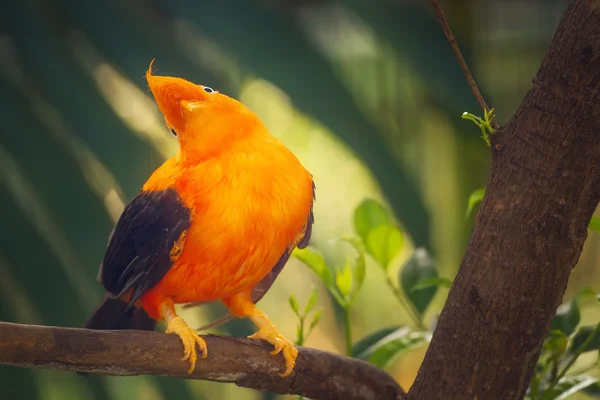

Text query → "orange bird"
[84,61,315,377]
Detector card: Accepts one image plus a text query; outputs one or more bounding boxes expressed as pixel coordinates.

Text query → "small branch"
[0,322,405,400]
[427,0,499,130]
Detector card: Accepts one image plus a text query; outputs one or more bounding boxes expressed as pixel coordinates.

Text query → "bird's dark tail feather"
[84,294,155,331]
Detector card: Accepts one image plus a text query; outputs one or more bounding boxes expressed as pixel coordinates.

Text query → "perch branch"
[427,0,499,129]
[0,321,405,400]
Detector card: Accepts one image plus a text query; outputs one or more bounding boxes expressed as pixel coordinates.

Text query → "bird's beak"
[145,60,206,133]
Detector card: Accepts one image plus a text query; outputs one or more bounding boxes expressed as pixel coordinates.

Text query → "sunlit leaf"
[354,199,390,243]
[466,187,486,218]
[293,247,334,288]
[357,327,431,369]
[354,257,366,298]
[336,261,354,299]
[308,310,322,335]
[409,277,452,292]
[304,286,319,315]
[568,324,600,354]
[400,248,438,315]
[590,218,600,232]
[340,237,367,301]
[288,294,300,317]
[366,225,404,270]
[542,375,599,400]
[352,326,402,358]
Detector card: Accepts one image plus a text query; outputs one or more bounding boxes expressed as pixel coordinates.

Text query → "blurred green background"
[1,0,599,399]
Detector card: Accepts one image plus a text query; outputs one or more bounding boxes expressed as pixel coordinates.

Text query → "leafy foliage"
[353,199,390,244]
[462,108,496,146]
[356,327,431,369]
[290,286,322,347]
[526,289,600,400]
[294,199,446,367]
[351,326,402,357]
[400,249,439,315]
[590,218,600,232]
[295,197,600,398]
[466,187,486,218]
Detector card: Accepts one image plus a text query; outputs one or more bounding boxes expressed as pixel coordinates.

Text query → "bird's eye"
[170,128,178,137]
[203,86,214,93]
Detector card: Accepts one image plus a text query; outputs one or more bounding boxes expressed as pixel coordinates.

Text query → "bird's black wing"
[98,188,191,307]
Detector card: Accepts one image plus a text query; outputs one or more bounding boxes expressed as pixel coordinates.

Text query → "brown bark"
[0,322,405,400]
[408,0,600,399]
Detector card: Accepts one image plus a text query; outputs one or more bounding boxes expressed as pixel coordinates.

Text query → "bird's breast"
[152,148,313,303]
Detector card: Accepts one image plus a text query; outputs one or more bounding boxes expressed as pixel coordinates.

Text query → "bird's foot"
[165,316,208,374]
[249,327,298,377]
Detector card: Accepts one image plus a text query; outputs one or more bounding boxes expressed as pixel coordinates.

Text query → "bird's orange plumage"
[85,60,314,377]
[140,66,314,319]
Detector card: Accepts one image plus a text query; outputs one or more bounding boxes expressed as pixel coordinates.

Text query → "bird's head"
[145,60,264,161]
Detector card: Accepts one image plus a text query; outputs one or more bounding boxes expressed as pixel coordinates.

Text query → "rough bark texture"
[408,0,600,399]
[0,322,405,400]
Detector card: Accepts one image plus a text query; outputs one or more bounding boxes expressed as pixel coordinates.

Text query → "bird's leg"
[223,292,298,377]
[160,300,207,374]
[248,308,299,377]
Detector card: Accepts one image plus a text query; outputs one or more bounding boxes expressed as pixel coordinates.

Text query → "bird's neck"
[177,127,270,165]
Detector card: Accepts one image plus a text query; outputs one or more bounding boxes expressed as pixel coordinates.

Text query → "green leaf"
[542,375,599,400]
[542,330,568,360]
[466,187,486,218]
[336,237,366,300]
[550,298,581,336]
[353,199,390,243]
[582,381,600,398]
[366,225,404,270]
[336,261,354,299]
[569,325,600,354]
[409,277,452,292]
[288,294,300,317]
[590,218,600,232]
[293,247,334,288]
[304,286,319,315]
[352,326,402,358]
[308,310,322,335]
[345,238,366,301]
[354,257,366,298]
[357,327,431,369]
[400,248,439,315]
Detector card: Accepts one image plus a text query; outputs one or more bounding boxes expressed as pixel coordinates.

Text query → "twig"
[0,322,406,400]
[427,0,499,130]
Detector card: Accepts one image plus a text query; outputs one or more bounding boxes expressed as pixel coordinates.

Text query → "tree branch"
[427,0,499,129]
[0,321,406,400]
[408,0,600,398]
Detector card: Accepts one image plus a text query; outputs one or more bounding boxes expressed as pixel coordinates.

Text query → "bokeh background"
[1,0,598,399]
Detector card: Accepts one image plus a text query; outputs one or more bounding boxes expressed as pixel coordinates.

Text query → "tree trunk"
[408,0,600,399]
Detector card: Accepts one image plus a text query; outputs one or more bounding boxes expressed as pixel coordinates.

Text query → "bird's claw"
[249,327,298,377]
[166,316,208,374]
